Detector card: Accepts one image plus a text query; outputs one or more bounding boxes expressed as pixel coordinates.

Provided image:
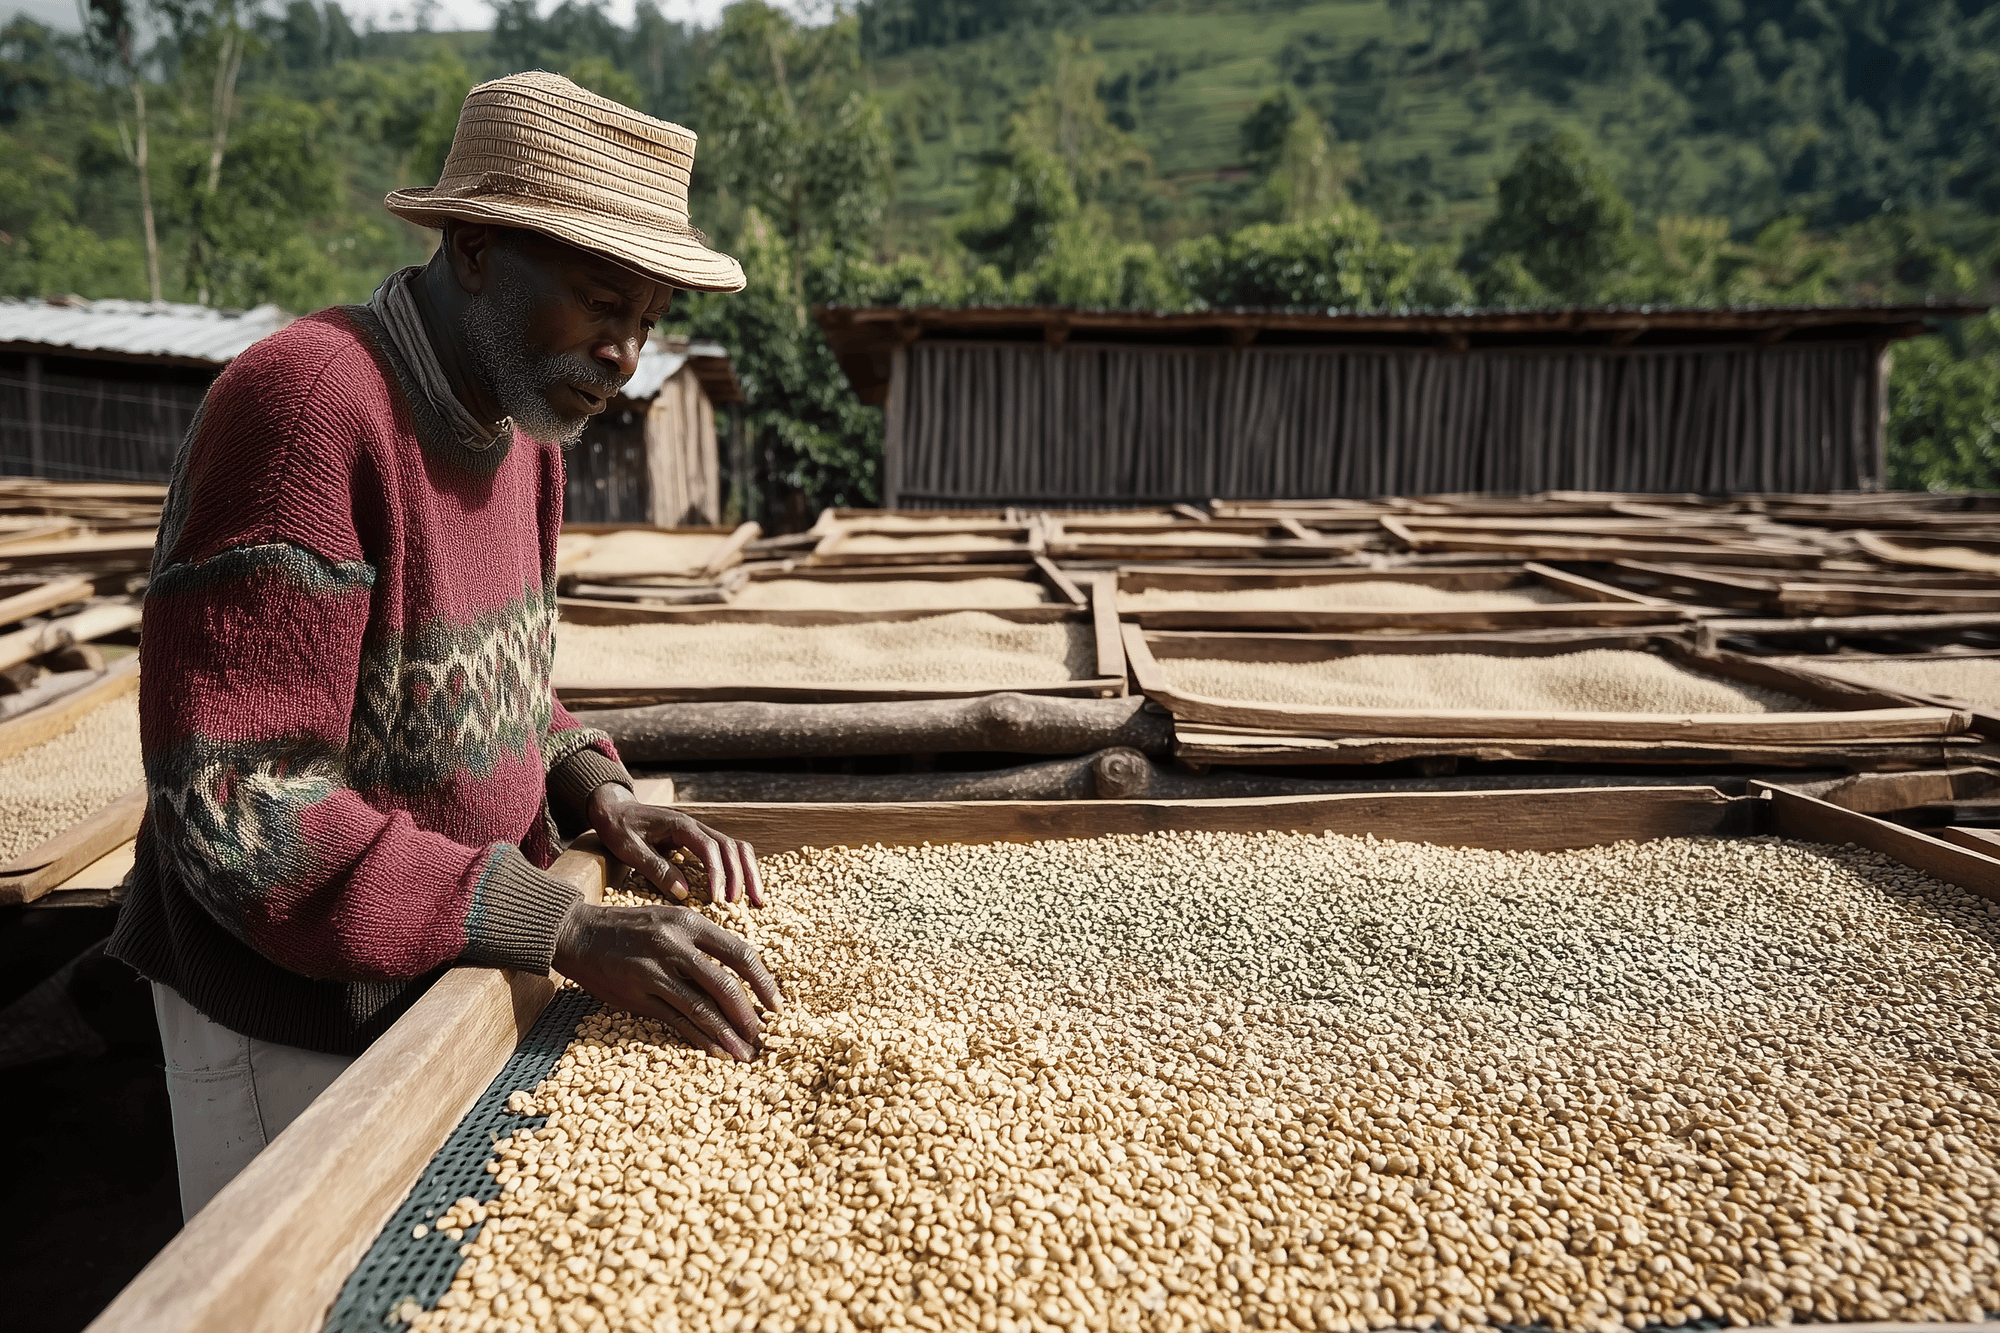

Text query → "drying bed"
[1121,628,1972,747]
[553,592,1128,708]
[1114,565,1678,632]
[87,784,2000,1333]
[0,691,140,865]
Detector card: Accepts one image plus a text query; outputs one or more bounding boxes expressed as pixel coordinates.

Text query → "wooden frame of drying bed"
[83,779,2000,1333]
[558,559,1087,622]
[552,581,1129,708]
[1114,561,1685,632]
[1120,624,1970,744]
[1747,651,2000,742]
[556,521,762,583]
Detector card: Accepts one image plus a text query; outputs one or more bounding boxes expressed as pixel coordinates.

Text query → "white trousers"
[151,982,356,1221]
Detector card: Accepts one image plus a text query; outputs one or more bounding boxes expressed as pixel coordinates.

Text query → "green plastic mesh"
[322,987,598,1331]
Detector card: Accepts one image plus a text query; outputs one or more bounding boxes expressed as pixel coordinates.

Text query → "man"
[106,72,781,1220]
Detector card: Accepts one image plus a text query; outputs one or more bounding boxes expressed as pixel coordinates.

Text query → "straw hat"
[384,71,744,293]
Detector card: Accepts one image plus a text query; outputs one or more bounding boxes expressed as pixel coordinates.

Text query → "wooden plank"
[0,532,157,569]
[0,600,142,671]
[83,847,608,1333]
[557,598,1083,627]
[1757,783,2000,901]
[1522,561,1671,606]
[1090,575,1124,685]
[0,652,139,761]
[1774,583,2000,616]
[1743,654,2000,742]
[1033,555,1088,607]
[0,783,145,905]
[555,677,1129,709]
[1171,726,1986,770]
[1654,642,1944,713]
[52,838,136,895]
[1699,612,2000,647]
[1122,603,1684,633]
[1768,766,2000,814]
[698,521,762,580]
[1938,826,2000,858]
[0,573,93,628]
[1117,565,1528,594]
[669,785,1760,856]
[1139,626,1677,661]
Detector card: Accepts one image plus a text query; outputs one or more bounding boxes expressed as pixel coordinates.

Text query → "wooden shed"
[561,334,744,525]
[814,302,1986,507]
[0,298,743,527]
[0,297,293,484]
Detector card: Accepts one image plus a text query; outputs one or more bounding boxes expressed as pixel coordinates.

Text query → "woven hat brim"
[384,187,746,294]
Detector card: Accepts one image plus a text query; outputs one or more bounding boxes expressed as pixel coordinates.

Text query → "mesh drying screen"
[322,987,600,1331]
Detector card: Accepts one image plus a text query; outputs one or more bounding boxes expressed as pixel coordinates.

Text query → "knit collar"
[367,266,516,464]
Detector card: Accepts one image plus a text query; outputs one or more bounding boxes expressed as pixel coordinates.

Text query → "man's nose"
[594,332,641,378]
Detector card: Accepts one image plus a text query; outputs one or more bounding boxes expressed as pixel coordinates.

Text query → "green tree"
[1888,313,2000,492]
[1243,95,1355,224]
[694,2,892,270]
[1467,131,1637,304]
[682,3,895,525]
[80,0,162,301]
[1176,209,1470,311]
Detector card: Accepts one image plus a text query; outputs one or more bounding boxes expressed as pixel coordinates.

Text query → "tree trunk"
[131,75,161,303]
[664,748,1153,803]
[579,691,1176,761]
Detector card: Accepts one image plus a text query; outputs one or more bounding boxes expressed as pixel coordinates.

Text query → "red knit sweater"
[108,302,630,1054]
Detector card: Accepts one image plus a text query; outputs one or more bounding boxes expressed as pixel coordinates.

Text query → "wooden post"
[1869,340,1891,491]
[26,353,44,477]
[883,344,908,510]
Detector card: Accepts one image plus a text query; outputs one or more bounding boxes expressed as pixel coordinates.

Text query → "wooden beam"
[0,782,145,905]
[1033,555,1088,607]
[0,652,139,761]
[0,600,143,671]
[83,847,609,1333]
[1755,783,2000,902]
[1091,574,1126,685]
[668,785,1760,856]
[0,574,90,629]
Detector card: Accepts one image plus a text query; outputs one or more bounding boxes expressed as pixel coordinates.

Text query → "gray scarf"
[367,266,513,458]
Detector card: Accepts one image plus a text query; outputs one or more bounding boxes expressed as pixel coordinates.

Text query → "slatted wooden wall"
[0,355,211,484]
[886,339,1884,506]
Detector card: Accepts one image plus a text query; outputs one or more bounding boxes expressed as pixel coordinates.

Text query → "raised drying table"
[82,780,2000,1333]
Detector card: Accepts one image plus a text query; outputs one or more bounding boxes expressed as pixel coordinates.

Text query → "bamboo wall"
[885,339,1886,506]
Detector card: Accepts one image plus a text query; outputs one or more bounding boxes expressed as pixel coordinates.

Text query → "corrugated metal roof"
[0,297,295,365]
[621,338,729,401]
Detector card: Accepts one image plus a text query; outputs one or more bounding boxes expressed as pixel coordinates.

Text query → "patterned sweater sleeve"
[142,541,582,983]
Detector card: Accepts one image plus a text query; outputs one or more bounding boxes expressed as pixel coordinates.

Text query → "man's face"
[455,228,676,444]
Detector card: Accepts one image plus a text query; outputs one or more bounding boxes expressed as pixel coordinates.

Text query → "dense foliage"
[0,0,1995,518]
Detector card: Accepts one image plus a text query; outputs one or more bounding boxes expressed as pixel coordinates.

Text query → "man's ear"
[443,221,500,295]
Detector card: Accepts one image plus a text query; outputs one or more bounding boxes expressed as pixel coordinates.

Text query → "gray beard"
[457,283,628,446]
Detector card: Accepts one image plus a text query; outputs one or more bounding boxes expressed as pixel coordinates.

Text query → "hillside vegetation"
[0,0,1995,513]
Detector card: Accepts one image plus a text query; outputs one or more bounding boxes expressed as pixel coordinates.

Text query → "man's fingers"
[653,976,753,1060]
[731,838,766,909]
[690,914,785,1013]
[677,953,763,1039]
[614,827,690,901]
[659,1011,726,1059]
[690,831,733,903]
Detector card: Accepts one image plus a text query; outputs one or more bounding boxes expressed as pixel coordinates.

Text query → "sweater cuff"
[463,848,583,975]
[548,745,634,819]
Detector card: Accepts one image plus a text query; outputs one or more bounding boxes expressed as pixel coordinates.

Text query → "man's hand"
[553,900,782,1060]
[587,782,765,906]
